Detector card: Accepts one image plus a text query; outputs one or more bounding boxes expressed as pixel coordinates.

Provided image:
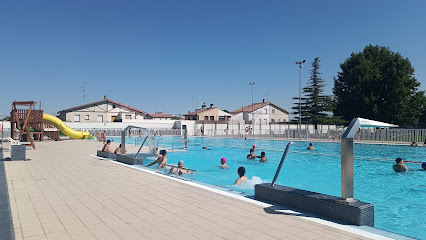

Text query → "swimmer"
[422,162,426,171]
[114,144,127,155]
[410,141,418,147]
[307,143,314,150]
[102,140,114,153]
[170,160,189,175]
[393,158,408,172]
[424,139,426,146]
[257,152,267,162]
[246,149,257,159]
[146,149,168,170]
[233,167,248,185]
[252,144,257,151]
[202,147,213,150]
[219,158,228,169]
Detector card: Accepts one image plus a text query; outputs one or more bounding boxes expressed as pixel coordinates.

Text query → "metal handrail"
[172,139,187,150]
[162,164,197,180]
[156,138,165,150]
[135,136,149,158]
[271,141,299,187]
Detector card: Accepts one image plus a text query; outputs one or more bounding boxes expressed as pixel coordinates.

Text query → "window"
[85,115,89,120]
[125,115,132,119]
[74,115,80,122]
[264,109,267,114]
[271,119,275,123]
[219,116,225,121]
[204,116,209,120]
[210,116,214,121]
[272,109,276,114]
[97,115,103,122]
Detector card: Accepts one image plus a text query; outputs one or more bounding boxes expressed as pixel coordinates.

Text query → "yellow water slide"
[43,113,91,139]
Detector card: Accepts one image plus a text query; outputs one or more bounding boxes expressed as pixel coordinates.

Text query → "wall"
[269,105,289,123]
[62,103,145,123]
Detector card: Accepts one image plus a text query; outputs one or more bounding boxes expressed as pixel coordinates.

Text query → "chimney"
[263,99,265,103]
[210,103,214,108]
[104,95,107,100]
[202,102,206,109]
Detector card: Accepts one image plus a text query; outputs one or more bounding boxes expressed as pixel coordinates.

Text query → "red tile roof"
[147,113,174,118]
[58,98,146,115]
[184,107,217,116]
[231,102,289,114]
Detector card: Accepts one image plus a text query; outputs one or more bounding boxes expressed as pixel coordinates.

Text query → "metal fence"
[74,128,182,137]
[196,125,426,143]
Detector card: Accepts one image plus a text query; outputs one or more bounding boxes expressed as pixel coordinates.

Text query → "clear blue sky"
[1,0,425,117]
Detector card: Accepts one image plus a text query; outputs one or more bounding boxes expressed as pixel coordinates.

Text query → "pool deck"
[3,140,385,240]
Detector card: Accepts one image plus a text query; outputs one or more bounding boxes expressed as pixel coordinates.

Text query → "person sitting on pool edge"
[247,149,257,159]
[170,160,190,175]
[411,141,418,147]
[257,152,267,162]
[114,144,127,155]
[102,140,114,153]
[234,167,248,185]
[146,149,168,170]
[219,158,229,169]
[393,158,408,172]
[307,143,314,150]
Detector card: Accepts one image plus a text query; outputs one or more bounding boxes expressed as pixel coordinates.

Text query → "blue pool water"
[111,136,425,239]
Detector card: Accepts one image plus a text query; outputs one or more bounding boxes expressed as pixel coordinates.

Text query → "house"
[58,96,146,123]
[145,113,174,120]
[231,99,290,124]
[184,103,232,122]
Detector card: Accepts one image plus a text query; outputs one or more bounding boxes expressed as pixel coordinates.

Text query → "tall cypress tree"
[292,57,333,128]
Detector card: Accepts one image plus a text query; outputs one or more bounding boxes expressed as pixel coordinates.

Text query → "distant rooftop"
[58,95,146,115]
[146,113,174,118]
[231,101,289,115]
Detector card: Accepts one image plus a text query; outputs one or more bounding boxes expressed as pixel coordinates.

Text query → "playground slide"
[43,113,91,139]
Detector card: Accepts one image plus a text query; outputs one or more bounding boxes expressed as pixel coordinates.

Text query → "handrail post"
[271,141,296,187]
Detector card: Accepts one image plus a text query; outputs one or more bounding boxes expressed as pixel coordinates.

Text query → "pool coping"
[90,154,413,240]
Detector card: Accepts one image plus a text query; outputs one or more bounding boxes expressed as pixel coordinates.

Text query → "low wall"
[255,183,374,226]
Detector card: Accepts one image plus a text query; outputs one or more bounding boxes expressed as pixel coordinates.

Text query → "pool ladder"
[271,141,299,187]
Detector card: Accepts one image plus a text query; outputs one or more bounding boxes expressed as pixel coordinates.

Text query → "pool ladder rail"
[271,141,300,187]
[162,164,196,181]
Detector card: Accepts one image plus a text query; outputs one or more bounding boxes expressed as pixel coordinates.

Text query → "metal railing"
[75,128,181,138]
[172,139,187,150]
[271,142,299,187]
[162,164,196,181]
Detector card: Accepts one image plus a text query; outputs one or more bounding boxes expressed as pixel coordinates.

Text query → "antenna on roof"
[266,93,269,102]
[81,86,86,104]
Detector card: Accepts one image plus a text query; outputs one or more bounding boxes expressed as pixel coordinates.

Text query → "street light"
[249,82,255,134]
[295,60,305,139]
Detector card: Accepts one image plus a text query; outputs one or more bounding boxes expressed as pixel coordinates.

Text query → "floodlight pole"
[296,60,305,139]
[249,82,255,134]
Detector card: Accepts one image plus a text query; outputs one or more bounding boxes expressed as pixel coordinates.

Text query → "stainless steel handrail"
[172,139,187,150]
[162,164,197,180]
[156,138,165,150]
[271,141,298,187]
[135,136,149,158]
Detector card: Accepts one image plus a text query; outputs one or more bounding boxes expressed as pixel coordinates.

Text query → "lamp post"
[295,60,305,139]
[249,82,255,134]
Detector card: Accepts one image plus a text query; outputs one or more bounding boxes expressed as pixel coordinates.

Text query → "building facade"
[184,103,232,122]
[58,96,146,123]
[231,100,289,124]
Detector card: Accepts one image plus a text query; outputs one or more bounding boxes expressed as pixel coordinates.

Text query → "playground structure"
[10,101,91,149]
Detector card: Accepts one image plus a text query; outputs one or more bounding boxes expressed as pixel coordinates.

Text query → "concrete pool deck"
[3,140,391,240]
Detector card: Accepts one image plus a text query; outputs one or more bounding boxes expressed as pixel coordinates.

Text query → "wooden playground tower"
[11,101,60,149]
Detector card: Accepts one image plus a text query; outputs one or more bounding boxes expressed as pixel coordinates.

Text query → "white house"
[231,100,290,124]
[58,96,146,123]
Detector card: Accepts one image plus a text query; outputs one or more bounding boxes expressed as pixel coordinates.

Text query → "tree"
[333,45,425,127]
[292,57,334,128]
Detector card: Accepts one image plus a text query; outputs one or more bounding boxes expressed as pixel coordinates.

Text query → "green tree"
[333,45,425,126]
[292,57,334,128]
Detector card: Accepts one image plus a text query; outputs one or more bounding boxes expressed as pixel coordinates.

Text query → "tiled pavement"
[4,140,375,240]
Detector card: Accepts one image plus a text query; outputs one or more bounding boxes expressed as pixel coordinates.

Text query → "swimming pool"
[110,136,425,239]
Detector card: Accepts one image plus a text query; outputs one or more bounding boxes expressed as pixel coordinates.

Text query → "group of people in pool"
[101,140,127,155]
[392,158,426,172]
[246,145,268,162]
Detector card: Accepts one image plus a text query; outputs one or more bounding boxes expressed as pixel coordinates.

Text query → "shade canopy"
[342,118,399,139]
